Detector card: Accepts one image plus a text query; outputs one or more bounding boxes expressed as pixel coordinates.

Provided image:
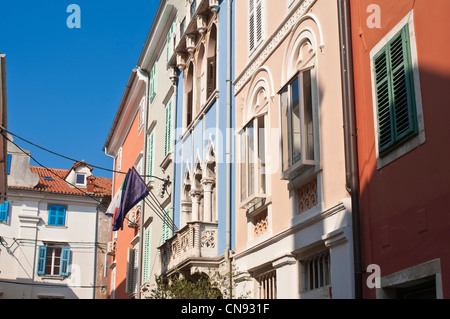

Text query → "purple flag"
[113,167,149,231]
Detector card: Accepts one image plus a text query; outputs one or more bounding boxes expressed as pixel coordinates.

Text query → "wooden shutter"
[126,248,136,293]
[374,25,417,156]
[37,246,47,275]
[187,90,193,127]
[0,201,8,222]
[147,132,155,180]
[162,207,171,243]
[60,247,71,276]
[249,0,255,52]
[207,56,216,98]
[150,63,157,101]
[164,99,173,156]
[256,0,263,44]
[142,227,151,283]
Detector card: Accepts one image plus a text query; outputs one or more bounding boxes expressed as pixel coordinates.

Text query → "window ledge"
[160,152,173,173]
[45,225,68,229]
[240,194,267,212]
[376,132,425,169]
[38,275,67,281]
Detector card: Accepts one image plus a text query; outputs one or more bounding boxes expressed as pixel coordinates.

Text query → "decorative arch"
[282,15,322,84]
[243,67,274,126]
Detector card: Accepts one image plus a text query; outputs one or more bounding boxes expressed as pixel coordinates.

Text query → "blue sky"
[1,1,158,178]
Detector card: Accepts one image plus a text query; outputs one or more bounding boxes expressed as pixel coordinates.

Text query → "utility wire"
[148,189,178,232]
[144,197,177,233]
[0,127,166,182]
[1,132,109,210]
[1,127,177,232]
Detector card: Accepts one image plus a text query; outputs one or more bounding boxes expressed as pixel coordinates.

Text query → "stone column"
[202,179,214,223]
[190,190,202,221]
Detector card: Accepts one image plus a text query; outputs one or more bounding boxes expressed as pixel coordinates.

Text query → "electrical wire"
[1,127,178,232]
[0,127,166,182]
[2,132,110,210]
[148,190,178,232]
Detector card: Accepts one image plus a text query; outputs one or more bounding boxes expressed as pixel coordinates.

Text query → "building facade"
[233,0,355,299]
[103,60,147,299]
[139,0,184,298]
[158,0,236,290]
[0,137,111,299]
[350,0,450,298]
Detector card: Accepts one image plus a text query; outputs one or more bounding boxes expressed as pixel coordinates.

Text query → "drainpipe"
[337,0,363,299]
[134,66,150,299]
[225,0,233,299]
[103,148,115,298]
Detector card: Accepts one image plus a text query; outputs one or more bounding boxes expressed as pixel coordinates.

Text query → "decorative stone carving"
[296,179,318,214]
[201,230,216,248]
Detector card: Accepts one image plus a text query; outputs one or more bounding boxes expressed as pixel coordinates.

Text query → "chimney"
[87,176,96,193]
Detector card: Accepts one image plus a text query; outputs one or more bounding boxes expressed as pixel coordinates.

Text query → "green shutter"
[374,25,417,156]
[150,63,157,102]
[142,227,151,283]
[164,99,173,156]
[162,207,171,244]
[147,132,155,181]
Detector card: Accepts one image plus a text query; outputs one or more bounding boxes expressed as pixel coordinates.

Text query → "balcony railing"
[159,221,218,275]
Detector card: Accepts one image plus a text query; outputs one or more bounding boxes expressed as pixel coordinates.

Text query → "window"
[48,205,66,226]
[37,245,70,277]
[7,154,11,175]
[256,269,276,299]
[248,0,265,54]
[167,19,176,64]
[239,115,267,208]
[150,62,157,102]
[190,0,197,19]
[0,201,9,222]
[75,173,86,185]
[126,248,138,294]
[373,24,418,157]
[280,68,317,180]
[185,62,194,128]
[164,99,173,157]
[301,251,330,292]
[147,132,155,182]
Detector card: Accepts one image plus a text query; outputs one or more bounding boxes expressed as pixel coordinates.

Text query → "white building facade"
[0,137,111,299]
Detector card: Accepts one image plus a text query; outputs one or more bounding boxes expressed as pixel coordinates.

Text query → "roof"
[9,166,112,198]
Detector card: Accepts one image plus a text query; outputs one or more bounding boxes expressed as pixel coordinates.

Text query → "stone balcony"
[158,221,219,276]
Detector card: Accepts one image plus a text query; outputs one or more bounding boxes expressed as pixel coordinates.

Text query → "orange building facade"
[350,0,450,298]
[104,69,147,299]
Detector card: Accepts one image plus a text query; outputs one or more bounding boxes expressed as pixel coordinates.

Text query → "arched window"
[206,24,217,99]
[280,30,319,180]
[185,62,194,127]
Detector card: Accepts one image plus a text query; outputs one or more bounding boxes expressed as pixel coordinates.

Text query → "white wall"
[0,190,99,299]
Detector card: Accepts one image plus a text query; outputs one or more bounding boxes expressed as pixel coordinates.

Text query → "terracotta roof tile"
[10,166,112,198]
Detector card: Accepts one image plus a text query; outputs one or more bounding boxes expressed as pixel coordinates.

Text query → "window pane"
[280,89,290,172]
[76,174,85,184]
[247,123,255,197]
[257,116,266,194]
[303,70,314,161]
[291,78,301,164]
